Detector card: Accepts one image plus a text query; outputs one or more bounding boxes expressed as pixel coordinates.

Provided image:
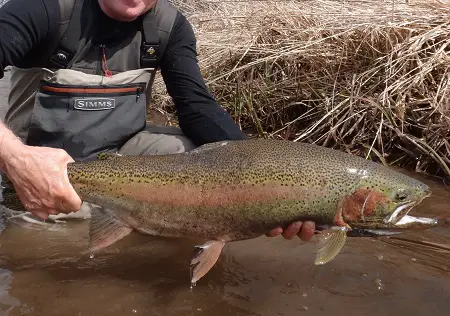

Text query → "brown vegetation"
[150,0,450,178]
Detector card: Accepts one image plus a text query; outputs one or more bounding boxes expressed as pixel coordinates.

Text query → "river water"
[0,71,449,316]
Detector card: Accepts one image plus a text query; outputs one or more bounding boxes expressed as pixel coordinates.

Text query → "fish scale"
[1,139,433,285]
[69,141,357,236]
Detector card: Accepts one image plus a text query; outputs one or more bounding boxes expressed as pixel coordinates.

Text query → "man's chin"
[111,8,145,21]
[98,0,149,21]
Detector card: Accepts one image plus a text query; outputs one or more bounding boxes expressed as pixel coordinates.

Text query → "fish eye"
[395,188,409,202]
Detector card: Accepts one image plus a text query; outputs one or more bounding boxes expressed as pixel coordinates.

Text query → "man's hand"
[0,138,82,220]
[266,221,315,241]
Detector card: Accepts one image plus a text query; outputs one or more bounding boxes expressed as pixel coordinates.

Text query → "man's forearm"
[160,13,248,145]
[178,109,248,146]
[0,121,25,172]
[0,120,83,219]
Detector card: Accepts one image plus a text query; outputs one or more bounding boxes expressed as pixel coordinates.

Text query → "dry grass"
[150,0,450,178]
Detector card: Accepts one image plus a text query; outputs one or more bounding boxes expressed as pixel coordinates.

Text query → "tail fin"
[0,204,6,233]
[1,171,14,190]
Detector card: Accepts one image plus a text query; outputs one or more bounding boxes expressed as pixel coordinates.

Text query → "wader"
[4,0,196,162]
[1,0,196,218]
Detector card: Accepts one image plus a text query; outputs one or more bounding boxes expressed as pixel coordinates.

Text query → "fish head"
[313,170,432,266]
[313,171,434,266]
[338,165,431,229]
[378,179,431,225]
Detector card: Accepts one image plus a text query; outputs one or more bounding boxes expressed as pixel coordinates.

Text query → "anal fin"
[190,240,226,286]
[315,226,348,265]
[88,209,133,253]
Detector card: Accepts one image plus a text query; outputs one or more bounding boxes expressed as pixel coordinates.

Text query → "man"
[0,0,315,241]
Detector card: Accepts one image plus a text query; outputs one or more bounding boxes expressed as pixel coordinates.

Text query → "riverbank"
[150,0,450,178]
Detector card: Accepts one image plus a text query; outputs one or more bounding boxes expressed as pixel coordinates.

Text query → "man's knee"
[118,125,196,156]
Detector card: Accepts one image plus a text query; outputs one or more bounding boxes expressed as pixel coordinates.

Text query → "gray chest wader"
[25,0,178,161]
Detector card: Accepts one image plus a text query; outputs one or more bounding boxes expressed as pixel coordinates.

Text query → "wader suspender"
[48,0,83,68]
[47,0,178,70]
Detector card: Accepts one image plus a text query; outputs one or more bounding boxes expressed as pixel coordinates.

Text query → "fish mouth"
[383,201,417,225]
[348,215,439,237]
[393,215,439,228]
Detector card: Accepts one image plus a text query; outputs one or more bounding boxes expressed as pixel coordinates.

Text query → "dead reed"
[150,0,450,178]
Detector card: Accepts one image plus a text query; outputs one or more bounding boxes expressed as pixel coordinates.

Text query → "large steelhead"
[1,139,433,284]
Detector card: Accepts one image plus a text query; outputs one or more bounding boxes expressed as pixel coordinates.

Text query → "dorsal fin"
[97,152,122,161]
[191,141,231,153]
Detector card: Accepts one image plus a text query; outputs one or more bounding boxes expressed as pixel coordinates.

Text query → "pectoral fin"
[190,240,226,285]
[315,226,348,265]
[88,209,133,253]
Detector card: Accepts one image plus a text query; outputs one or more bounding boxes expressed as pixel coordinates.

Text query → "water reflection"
[0,269,21,315]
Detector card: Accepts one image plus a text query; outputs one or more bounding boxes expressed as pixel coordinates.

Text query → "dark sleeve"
[159,12,248,146]
[0,0,60,77]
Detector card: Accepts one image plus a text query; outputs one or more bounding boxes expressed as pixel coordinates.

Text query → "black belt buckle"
[48,49,74,68]
[141,43,159,68]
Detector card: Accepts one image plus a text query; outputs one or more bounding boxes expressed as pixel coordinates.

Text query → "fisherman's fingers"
[20,147,81,215]
[50,150,82,214]
[265,227,283,237]
[31,209,50,220]
[266,221,316,241]
[297,221,315,242]
[282,221,304,240]
[59,161,82,214]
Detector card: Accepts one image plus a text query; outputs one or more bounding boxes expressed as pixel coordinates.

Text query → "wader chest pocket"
[27,81,147,161]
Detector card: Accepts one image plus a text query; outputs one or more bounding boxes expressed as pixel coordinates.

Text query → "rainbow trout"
[0,139,436,284]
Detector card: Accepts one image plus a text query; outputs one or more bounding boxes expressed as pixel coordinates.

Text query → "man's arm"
[0,0,60,73]
[159,12,248,146]
[0,122,81,219]
[0,0,81,218]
